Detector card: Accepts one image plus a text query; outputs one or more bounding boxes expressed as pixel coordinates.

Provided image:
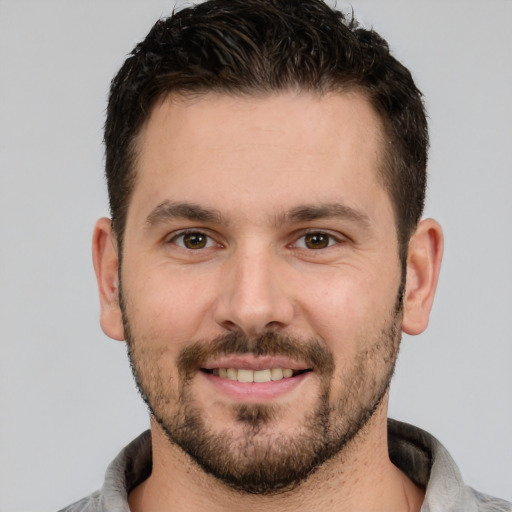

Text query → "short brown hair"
[105,0,428,258]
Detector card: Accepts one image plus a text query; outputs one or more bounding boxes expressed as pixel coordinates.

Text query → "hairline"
[113,86,410,260]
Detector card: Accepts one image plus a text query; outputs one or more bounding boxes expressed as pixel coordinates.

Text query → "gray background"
[0,1,511,510]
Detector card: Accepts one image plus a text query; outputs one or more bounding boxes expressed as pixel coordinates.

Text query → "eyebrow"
[283,203,371,228]
[145,200,371,230]
[145,201,226,227]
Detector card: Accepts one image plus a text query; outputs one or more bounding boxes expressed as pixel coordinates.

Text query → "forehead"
[130,91,390,223]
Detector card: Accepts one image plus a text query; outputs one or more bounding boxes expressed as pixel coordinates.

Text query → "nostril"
[219,320,240,333]
[265,320,284,331]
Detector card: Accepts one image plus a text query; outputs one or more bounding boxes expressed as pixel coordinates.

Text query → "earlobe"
[402,218,444,335]
[92,217,125,341]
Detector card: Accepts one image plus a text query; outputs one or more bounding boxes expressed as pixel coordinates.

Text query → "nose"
[213,246,294,337]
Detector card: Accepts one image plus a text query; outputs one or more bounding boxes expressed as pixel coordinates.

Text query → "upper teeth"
[212,368,294,383]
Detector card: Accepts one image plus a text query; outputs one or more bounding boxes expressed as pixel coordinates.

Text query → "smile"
[203,368,310,383]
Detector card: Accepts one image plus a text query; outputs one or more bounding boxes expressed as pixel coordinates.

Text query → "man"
[60,0,511,511]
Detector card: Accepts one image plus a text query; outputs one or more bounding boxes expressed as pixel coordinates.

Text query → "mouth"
[201,367,312,383]
[197,355,315,401]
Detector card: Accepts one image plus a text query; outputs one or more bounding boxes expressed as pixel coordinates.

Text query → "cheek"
[299,265,400,356]
[123,261,218,345]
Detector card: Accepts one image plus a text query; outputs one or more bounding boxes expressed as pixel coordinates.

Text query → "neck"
[128,400,424,512]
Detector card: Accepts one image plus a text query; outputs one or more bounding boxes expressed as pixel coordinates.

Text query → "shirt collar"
[97,420,481,511]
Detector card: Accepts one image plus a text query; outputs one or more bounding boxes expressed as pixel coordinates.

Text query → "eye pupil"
[183,232,207,249]
[305,233,329,249]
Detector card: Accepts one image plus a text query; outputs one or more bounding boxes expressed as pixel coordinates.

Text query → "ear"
[92,217,125,341]
[402,218,444,335]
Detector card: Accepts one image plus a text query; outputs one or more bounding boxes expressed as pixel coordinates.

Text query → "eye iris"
[183,232,207,249]
[305,233,329,249]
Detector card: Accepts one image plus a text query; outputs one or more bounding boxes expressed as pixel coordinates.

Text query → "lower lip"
[199,371,311,402]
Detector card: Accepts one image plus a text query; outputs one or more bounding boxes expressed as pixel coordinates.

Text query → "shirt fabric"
[59,419,511,512]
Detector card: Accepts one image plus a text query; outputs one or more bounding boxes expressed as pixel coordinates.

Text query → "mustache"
[177,331,335,379]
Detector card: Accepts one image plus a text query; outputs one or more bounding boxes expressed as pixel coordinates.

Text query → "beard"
[122,294,403,495]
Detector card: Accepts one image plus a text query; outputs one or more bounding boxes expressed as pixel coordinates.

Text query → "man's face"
[119,92,404,493]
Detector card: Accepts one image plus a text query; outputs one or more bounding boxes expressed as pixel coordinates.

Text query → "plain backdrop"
[0,1,511,510]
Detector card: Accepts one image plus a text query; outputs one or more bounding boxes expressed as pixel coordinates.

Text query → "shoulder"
[388,420,511,512]
[57,491,101,512]
[471,488,512,512]
[57,431,151,512]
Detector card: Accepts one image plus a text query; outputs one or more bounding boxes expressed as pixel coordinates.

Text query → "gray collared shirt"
[59,419,511,512]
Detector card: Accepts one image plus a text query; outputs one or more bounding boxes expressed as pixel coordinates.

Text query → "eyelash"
[167,229,344,251]
[168,230,219,250]
[291,230,343,250]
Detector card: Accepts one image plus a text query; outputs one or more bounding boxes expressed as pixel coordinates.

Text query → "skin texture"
[93,91,443,512]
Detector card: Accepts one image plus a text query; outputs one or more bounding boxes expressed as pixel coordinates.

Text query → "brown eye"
[304,232,331,249]
[179,232,210,249]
